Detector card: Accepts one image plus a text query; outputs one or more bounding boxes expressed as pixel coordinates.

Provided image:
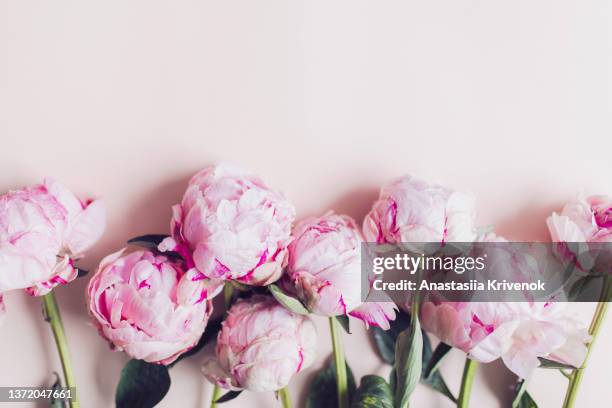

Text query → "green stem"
[210,384,221,408]
[42,292,79,408]
[278,386,292,408]
[562,276,610,408]
[457,358,478,408]
[329,317,349,408]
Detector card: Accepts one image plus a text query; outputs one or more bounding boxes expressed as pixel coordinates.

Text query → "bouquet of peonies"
[0,165,608,408]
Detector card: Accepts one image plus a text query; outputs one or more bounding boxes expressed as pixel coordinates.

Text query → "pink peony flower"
[87,249,213,365]
[0,179,106,295]
[547,194,612,243]
[286,212,363,316]
[363,176,476,245]
[202,295,316,392]
[285,212,396,329]
[159,164,295,287]
[420,301,590,379]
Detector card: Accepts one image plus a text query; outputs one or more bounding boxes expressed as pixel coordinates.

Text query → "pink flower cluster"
[363,175,591,379]
[1,168,595,392]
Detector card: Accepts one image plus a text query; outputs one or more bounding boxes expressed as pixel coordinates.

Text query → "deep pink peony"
[363,176,476,245]
[87,249,213,365]
[0,179,106,295]
[202,295,316,392]
[420,301,590,379]
[547,194,612,243]
[159,164,295,287]
[285,212,396,329]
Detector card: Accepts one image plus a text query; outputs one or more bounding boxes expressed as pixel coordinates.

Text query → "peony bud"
[159,164,295,286]
[363,176,476,245]
[87,249,213,365]
[0,179,105,295]
[202,295,316,392]
[286,212,362,316]
[285,212,396,329]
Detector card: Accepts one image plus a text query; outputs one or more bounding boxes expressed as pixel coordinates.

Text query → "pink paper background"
[0,1,610,407]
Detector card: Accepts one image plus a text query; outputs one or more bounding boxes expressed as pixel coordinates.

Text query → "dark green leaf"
[371,311,411,364]
[76,268,89,278]
[513,380,538,408]
[269,284,310,315]
[115,360,170,408]
[423,342,451,378]
[170,318,223,366]
[127,235,170,249]
[215,390,242,404]
[568,275,599,300]
[372,311,454,402]
[394,315,423,408]
[336,315,351,334]
[306,359,356,408]
[421,334,456,402]
[49,373,66,408]
[351,375,393,408]
[538,357,577,370]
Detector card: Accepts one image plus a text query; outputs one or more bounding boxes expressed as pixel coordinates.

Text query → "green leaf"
[513,380,538,408]
[170,318,223,366]
[127,234,170,248]
[351,375,394,408]
[215,390,242,404]
[49,373,66,408]
[423,342,451,378]
[269,284,310,315]
[394,314,423,408]
[373,311,454,402]
[421,334,456,402]
[306,359,356,408]
[76,268,89,278]
[115,360,171,408]
[336,315,351,334]
[372,311,411,364]
[538,357,577,370]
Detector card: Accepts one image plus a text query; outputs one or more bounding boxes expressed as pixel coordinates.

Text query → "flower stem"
[457,358,478,408]
[278,386,292,408]
[329,317,349,408]
[42,291,79,408]
[562,276,610,408]
[209,384,221,408]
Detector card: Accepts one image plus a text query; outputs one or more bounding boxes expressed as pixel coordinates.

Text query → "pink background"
[0,1,610,407]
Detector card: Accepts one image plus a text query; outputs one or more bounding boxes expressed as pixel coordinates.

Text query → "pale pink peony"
[159,164,295,287]
[202,295,316,392]
[363,176,476,245]
[285,212,396,328]
[420,301,590,379]
[87,249,213,365]
[286,212,363,316]
[547,194,612,243]
[0,179,106,295]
